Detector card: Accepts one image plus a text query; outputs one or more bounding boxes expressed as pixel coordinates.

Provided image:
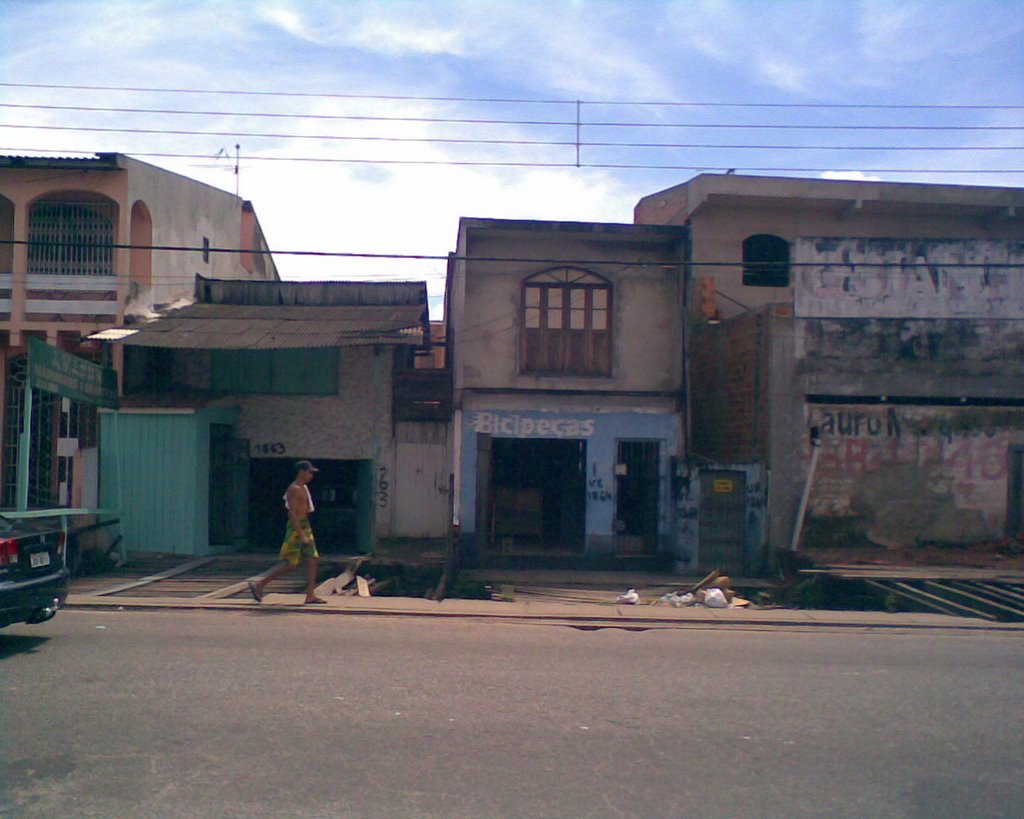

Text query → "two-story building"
[635,174,1024,567]
[1,153,277,511]
[446,218,688,569]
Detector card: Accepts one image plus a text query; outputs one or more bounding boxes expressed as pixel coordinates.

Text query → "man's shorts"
[280,519,319,565]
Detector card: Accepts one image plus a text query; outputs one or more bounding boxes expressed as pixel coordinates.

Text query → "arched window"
[521,267,611,375]
[742,234,790,287]
[130,200,153,288]
[28,194,116,276]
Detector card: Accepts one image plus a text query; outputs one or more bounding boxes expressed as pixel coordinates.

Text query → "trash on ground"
[651,569,751,608]
[616,588,640,605]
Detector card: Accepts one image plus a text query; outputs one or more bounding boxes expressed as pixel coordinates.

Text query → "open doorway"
[487,438,586,553]
[248,458,366,554]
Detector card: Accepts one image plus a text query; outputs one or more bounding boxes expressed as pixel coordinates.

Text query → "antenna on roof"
[234,144,240,197]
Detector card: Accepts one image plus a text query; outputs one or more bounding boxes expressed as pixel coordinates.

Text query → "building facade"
[1,153,278,511]
[447,218,688,568]
[635,174,1024,566]
[94,277,447,558]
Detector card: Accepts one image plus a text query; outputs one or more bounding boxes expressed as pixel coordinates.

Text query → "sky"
[3,0,1023,316]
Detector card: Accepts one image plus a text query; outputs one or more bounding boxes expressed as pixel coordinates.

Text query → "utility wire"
[1,122,1018,152]
[3,147,1022,174]
[4,81,1024,110]
[4,101,1024,131]
[2,239,1022,269]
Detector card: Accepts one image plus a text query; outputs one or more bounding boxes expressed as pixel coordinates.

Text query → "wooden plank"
[978,583,1024,605]
[313,557,367,597]
[197,562,288,599]
[888,581,997,621]
[89,558,216,596]
[925,582,1024,621]
[950,582,1024,617]
[356,576,371,597]
[863,579,962,618]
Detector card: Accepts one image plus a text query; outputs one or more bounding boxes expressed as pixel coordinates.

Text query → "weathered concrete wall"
[794,238,1024,319]
[454,223,685,394]
[166,346,448,539]
[805,404,1024,546]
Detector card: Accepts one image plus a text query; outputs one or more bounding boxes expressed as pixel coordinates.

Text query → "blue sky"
[3,0,1023,313]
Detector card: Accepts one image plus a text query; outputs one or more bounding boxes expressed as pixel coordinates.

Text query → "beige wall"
[452,223,685,395]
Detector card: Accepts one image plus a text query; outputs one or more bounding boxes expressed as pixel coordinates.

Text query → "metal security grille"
[615,440,660,553]
[698,470,747,574]
[1,355,58,508]
[28,201,116,276]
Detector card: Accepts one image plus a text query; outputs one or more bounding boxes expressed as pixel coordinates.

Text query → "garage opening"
[248,458,366,554]
[488,438,586,553]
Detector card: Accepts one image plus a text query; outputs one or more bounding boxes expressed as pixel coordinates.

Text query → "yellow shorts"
[280,520,318,565]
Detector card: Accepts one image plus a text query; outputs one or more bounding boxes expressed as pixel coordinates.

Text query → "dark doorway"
[615,440,660,554]
[698,470,747,574]
[209,424,248,547]
[488,438,586,553]
[248,458,365,554]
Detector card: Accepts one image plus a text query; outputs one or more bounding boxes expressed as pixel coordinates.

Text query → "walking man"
[249,460,326,605]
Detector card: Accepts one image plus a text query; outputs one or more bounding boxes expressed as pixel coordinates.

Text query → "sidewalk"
[64,589,1024,632]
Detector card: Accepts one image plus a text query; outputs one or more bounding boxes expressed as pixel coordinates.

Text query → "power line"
[1,239,1022,269]
[2,122,1019,153]
[4,102,1024,131]
[4,81,1024,110]
[3,147,1022,174]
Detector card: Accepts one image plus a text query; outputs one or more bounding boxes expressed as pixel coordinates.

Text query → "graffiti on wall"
[815,407,1009,481]
[794,238,1024,319]
[809,405,1021,543]
[674,462,700,561]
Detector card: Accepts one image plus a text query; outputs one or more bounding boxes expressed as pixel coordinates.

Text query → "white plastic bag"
[702,587,729,608]
[616,589,640,605]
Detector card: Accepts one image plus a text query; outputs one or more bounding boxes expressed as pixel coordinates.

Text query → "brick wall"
[690,309,769,461]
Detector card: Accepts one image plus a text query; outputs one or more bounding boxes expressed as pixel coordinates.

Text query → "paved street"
[2,609,1023,818]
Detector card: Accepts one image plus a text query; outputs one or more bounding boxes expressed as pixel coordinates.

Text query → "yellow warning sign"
[713,479,734,493]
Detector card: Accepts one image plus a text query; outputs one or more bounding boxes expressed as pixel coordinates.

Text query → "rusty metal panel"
[91,303,425,349]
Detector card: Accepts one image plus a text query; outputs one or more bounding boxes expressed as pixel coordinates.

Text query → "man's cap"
[295,460,319,472]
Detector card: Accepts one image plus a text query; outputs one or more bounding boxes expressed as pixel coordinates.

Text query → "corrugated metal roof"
[195,275,427,307]
[0,153,121,170]
[89,303,426,349]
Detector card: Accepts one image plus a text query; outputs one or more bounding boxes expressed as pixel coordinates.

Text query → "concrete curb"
[63,594,1024,632]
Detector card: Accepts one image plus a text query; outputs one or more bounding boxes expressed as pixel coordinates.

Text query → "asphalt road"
[2,609,1022,818]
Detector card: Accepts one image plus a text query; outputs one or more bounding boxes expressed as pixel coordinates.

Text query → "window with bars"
[28,199,116,276]
[521,267,611,376]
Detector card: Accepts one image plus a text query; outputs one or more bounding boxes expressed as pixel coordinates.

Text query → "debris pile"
[647,570,750,609]
[315,558,377,598]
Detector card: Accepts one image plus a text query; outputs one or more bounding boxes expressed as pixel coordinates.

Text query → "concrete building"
[1,153,278,510]
[447,218,688,569]
[91,276,445,558]
[635,174,1024,568]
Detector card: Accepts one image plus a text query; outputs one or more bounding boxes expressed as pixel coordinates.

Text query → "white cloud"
[820,170,883,182]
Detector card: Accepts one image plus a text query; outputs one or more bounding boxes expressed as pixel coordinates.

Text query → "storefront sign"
[469,411,595,438]
[28,337,119,409]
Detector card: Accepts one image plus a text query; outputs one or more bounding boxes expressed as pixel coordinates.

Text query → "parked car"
[0,514,70,628]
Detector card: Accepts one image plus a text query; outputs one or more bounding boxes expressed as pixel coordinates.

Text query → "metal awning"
[89,303,426,349]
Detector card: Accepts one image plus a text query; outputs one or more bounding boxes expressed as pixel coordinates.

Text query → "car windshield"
[0,515,12,533]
